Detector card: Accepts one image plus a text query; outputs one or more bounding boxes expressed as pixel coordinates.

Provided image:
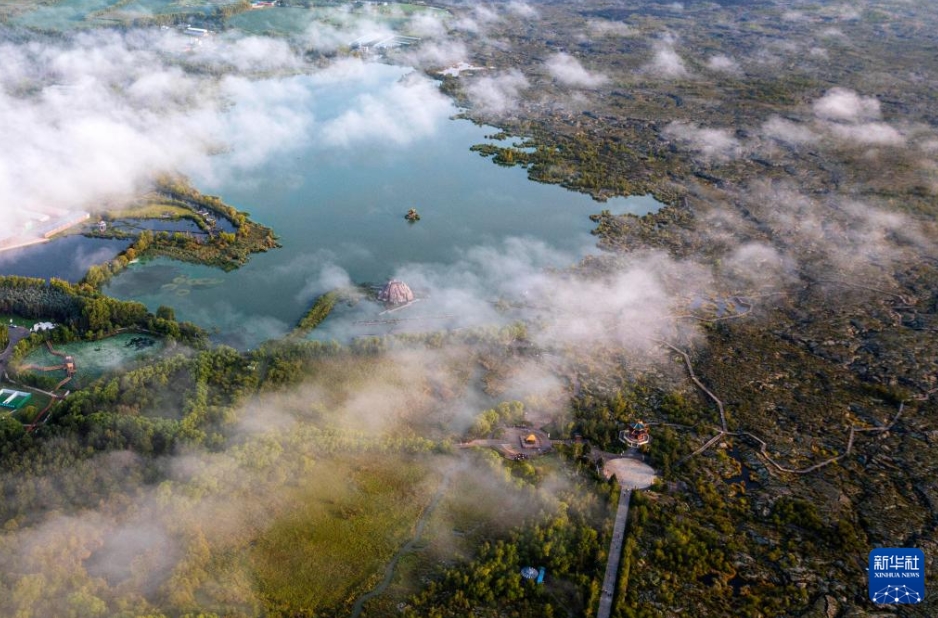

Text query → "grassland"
[102,202,195,221]
[253,455,439,616]
[0,384,53,421]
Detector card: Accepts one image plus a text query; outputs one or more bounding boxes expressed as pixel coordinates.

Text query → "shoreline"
[0,237,49,254]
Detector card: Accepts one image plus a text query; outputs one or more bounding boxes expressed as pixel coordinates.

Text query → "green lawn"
[0,314,35,329]
[104,201,194,221]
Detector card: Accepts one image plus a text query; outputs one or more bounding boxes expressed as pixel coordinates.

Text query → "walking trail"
[597,455,656,618]
[349,472,452,618]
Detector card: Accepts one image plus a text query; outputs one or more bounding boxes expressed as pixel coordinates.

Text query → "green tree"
[156,305,176,322]
[82,298,112,332]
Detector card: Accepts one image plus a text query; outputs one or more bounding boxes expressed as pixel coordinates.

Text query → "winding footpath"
[656,339,935,474]
[349,472,452,618]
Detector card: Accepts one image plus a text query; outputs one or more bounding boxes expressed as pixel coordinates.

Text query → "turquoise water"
[107,0,223,19]
[13,1,437,33]
[14,0,116,30]
[13,0,227,30]
[228,7,334,36]
[22,333,164,387]
[228,4,448,37]
[99,65,662,348]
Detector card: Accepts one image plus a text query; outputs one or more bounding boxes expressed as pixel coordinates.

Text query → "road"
[598,486,632,618]
[597,455,656,618]
[0,326,30,379]
[455,436,656,618]
[457,428,552,458]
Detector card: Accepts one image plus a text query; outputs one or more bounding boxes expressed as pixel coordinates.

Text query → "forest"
[0,276,205,345]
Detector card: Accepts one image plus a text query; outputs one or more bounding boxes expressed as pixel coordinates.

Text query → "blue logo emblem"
[869,548,924,604]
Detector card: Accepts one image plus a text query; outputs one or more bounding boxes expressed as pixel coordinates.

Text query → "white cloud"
[0,28,315,234]
[301,20,358,52]
[741,182,933,277]
[300,12,396,53]
[645,35,689,79]
[830,5,861,21]
[721,242,796,289]
[810,89,905,146]
[453,4,500,34]
[384,236,704,355]
[407,12,450,39]
[465,69,529,116]
[216,75,313,169]
[706,54,741,75]
[473,4,500,24]
[762,116,817,145]
[295,262,354,304]
[813,88,882,122]
[544,53,609,88]
[663,122,741,161]
[398,40,468,69]
[809,46,828,59]
[190,35,303,73]
[507,1,538,18]
[586,19,634,38]
[319,72,452,147]
[829,122,905,146]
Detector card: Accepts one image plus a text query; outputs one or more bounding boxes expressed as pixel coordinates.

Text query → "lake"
[13,63,662,348]
[12,0,221,30]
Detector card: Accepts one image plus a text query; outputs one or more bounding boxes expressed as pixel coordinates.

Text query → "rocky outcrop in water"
[377,280,414,305]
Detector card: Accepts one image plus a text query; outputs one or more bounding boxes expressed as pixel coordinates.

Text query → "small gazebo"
[377,279,415,305]
[620,420,650,447]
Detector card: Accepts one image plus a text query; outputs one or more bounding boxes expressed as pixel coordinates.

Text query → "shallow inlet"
[0,235,129,283]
